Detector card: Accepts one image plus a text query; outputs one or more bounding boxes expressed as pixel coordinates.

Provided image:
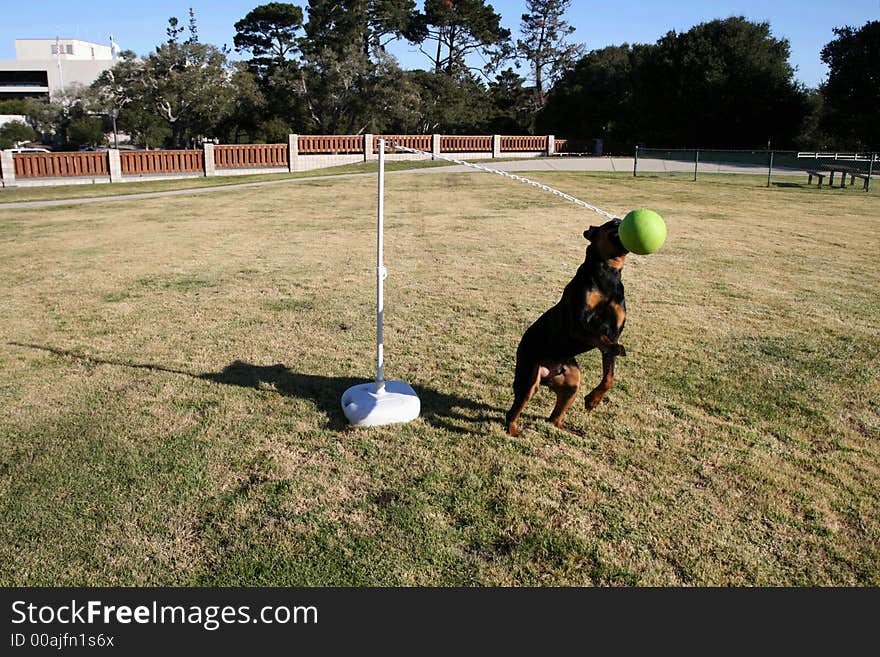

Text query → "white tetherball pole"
[341,139,420,427]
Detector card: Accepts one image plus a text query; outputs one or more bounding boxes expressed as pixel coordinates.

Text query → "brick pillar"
[492,134,501,158]
[107,148,122,182]
[432,134,441,160]
[546,135,555,156]
[203,142,216,176]
[288,134,299,172]
[364,134,376,161]
[0,150,16,187]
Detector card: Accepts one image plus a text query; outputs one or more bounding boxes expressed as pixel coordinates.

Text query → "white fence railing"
[797,152,879,161]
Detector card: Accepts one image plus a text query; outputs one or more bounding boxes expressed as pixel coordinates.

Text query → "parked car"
[8,147,50,154]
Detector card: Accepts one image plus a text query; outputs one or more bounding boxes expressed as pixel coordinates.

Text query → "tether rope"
[385,141,620,221]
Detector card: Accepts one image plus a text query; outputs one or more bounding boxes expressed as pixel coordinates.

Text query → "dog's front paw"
[585,392,603,410]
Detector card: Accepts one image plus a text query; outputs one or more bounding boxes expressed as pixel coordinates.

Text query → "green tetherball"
[619,208,667,255]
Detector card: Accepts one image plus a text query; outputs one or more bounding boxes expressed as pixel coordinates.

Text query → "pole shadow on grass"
[8,343,501,434]
[202,361,501,433]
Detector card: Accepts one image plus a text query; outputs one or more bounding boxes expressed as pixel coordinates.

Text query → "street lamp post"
[110,109,118,149]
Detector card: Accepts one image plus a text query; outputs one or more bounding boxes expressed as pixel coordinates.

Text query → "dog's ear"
[583,226,598,242]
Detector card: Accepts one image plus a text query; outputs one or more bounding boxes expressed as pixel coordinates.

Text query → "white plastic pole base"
[341,380,420,427]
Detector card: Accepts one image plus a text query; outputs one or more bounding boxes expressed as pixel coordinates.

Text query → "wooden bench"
[806,167,874,190]
[834,168,872,189]
[806,170,826,188]
[826,165,873,188]
[849,172,878,190]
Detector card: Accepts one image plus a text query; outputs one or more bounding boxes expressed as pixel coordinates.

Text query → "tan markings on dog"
[585,289,606,309]
[547,364,582,431]
[609,301,626,329]
[605,254,626,270]
[585,353,617,410]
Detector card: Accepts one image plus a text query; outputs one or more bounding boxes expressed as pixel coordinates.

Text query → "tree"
[233,2,304,72]
[517,0,584,106]
[540,18,810,150]
[142,15,234,146]
[416,0,512,77]
[538,44,634,148]
[0,97,62,139]
[90,50,142,118]
[366,54,423,132]
[632,18,809,148]
[407,69,492,133]
[293,0,374,133]
[217,63,272,143]
[93,16,234,147]
[295,0,424,133]
[295,42,376,133]
[260,62,310,130]
[41,84,101,148]
[233,4,309,140]
[92,51,175,148]
[794,88,832,151]
[366,0,426,55]
[0,99,33,116]
[0,120,36,149]
[67,115,106,147]
[820,21,880,150]
[186,7,199,43]
[487,68,533,133]
[301,0,423,60]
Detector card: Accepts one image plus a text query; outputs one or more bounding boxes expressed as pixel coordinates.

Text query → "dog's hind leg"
[585,351,616,411]
[547,364,582,433]
[506,364,544,437]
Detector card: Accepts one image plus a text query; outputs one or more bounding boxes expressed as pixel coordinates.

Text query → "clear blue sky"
[1,0,878,87]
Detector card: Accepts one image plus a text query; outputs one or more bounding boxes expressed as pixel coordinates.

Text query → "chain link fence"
[633,147,877,190]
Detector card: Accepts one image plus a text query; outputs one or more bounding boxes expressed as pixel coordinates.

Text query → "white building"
[0,38,119,100]
[0,114,28,127]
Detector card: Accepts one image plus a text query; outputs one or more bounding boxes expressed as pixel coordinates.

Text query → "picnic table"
[805,163,875,190]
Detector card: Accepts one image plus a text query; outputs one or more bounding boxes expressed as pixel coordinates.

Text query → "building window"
[65,44,73,54]
[90,47,95,58]
[51,45,58,54]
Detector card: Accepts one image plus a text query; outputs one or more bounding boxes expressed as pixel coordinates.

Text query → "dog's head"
[583,218,627,266]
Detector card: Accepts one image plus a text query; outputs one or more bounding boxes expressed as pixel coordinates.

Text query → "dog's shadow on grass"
[8,343,501,434]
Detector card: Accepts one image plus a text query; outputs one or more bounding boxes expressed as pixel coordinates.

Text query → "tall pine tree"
[416,0,511,77]
[517,0,583,107]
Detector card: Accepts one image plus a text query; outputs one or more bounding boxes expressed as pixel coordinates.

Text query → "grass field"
[1,171,877,585]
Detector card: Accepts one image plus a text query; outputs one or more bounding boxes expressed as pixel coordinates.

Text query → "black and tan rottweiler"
[506,218,628,436]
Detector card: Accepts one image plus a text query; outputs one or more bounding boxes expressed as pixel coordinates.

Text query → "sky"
[1,0,878,88]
